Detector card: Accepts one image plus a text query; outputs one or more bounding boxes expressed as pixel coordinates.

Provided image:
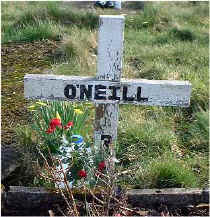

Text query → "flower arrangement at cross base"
[31,101,133,216]
[31,101,111,188]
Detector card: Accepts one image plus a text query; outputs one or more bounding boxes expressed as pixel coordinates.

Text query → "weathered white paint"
[24,74,192,107]
[24,15,192,159]
[97,15,124,81]
[95,16,125,150]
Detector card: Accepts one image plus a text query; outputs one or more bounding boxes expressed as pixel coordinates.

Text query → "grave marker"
[24,15,191,155]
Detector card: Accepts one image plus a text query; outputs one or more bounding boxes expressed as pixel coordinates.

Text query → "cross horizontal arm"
[24,74,191,107]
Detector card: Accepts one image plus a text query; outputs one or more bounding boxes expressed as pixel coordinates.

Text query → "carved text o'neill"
[64,84,148,102]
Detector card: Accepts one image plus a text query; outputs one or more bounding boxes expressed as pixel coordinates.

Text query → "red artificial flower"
[46,127,55,134]
[98,161,106,171]
[64,121,73,130]
[78,170,87,178]
[49,118,62,130]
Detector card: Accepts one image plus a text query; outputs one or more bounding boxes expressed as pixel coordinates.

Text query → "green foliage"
[13,9,49,27]
[185,155,209,187]
[15,125,37,149]
[117,117,177,164]
[14,125,40,186]
[2,2,98,43]
[153,27,199,45]
[125,4,158,29]
[188,110,209,152]
[137,154,199,188]
[3,22,61,43]
[15,124,41,161]
[125,2,172,30]
[50,26,98,75]
[46,2,98,29]
[63,41,78,59]
[169,27,195,41]
[190,81,209,112]
[175,2,209,27]
[136,65,164,80]
[61,146,110,187]
[31,101,90,154]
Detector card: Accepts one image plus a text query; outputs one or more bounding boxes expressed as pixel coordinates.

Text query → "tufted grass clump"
[2,2,98,43]
[136,154,199,189]
[46,2,98,29]
[125,3,167,30]
[3,21,61,43]
[169,27,196,41]
[50,27,98,76]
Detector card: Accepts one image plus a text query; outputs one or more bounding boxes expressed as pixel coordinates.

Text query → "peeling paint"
[24,75,191,107]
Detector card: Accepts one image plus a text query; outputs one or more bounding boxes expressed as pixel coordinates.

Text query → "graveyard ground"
[1,1,209,215]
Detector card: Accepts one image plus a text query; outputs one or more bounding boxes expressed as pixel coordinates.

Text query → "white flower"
[86,147,92,153]
[112,157,120,163]
[89,158,94,164]
[65,146,74,153]
[62,135,69,145]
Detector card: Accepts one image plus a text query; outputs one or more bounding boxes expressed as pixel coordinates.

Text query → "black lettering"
[64,85,76,99]
[108,86,120,100]
[95,85,106,100]
[137,87,148,102]
[80,85,92,100]
[123,86,134,101]
[101,135,112,148]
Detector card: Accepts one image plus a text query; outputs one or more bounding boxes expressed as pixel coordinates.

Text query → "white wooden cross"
[24,15,191,155]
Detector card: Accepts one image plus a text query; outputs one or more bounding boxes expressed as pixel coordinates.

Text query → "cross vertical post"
[94,16,125,161]
[24,14,192,174]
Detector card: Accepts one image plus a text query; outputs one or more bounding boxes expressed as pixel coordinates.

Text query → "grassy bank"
[2,1,209,189]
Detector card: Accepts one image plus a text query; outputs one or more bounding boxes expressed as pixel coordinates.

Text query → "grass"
[2,1,209,189]
[137,153,200,189]
[117,113,177,162]
[1,2,98,43]
[3,21,61,43]
[187,110,209,152]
